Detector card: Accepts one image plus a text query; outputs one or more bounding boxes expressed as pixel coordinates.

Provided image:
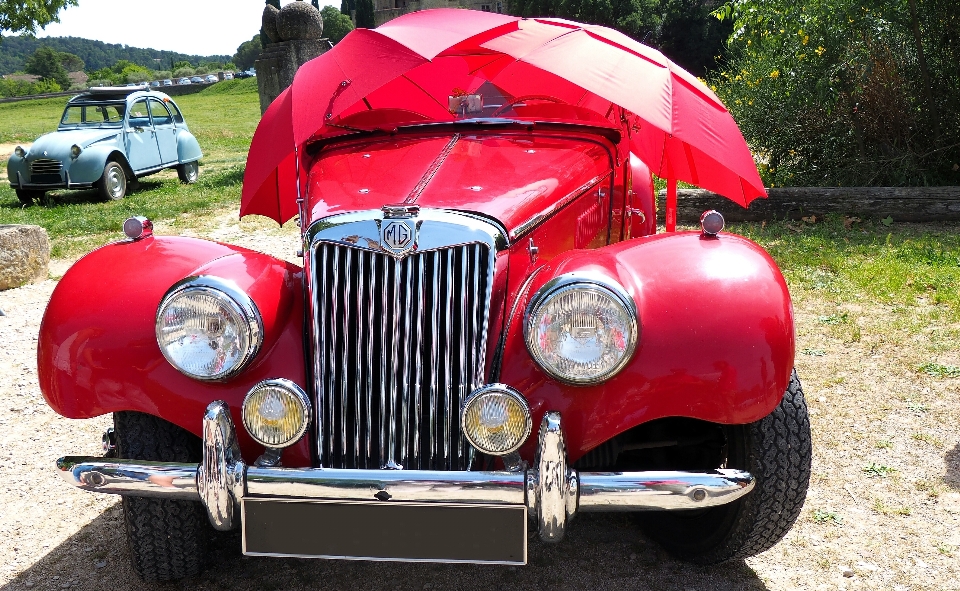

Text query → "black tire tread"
[725,369,812,561]
[115,411,209,582]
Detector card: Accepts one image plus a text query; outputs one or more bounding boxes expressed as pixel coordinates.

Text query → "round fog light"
[242,379,311,448]
[461,384,532,455]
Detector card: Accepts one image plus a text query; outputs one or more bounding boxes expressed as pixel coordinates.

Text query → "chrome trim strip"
[245,467,526,504]
[57,404,756,544]
[510,173,610,240]
[198,400,246,531]
[155,275,264,381]
[578,469,755,511]
[403,133,460,204]
[56,456,199,500]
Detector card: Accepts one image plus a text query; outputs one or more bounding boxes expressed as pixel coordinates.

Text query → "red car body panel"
[38,126,790,470]
[498,231,795,464]
[37,237,313,466]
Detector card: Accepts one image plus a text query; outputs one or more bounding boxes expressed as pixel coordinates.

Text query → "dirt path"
[0,224,958,591]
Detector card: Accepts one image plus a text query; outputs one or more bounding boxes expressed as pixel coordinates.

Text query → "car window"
[149,99,173,126]
[60,103,125,127]
[166,100,184,124]
[128,99,151,127]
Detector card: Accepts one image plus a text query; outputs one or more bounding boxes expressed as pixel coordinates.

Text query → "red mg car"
[39,11,811,582]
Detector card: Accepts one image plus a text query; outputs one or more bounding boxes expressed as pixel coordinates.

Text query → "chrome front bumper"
[57,401,755,543]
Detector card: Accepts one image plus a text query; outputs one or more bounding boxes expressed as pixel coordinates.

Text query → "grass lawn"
[0,78,267,258]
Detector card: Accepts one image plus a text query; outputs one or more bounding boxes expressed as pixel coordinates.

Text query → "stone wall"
[255,39,332,113]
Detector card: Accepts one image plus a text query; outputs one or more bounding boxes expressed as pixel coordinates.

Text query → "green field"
[0,78,263,257]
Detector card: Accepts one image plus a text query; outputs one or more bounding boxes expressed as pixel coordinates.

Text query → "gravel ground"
[1,222,958,591]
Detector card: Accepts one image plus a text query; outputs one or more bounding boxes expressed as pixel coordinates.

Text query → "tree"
[713,0,960,186]
[24,45,70,88]
[0,0,78,40]
[355,0,374,28]
[321,5,354,44]
[233,34,262,71]
[57,50,83,72]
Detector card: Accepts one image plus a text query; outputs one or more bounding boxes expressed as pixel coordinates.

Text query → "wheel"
[177,161,199,183]
[97,161,127,201]
[114,411,210,581]
[637,369,812,563]
[15,189,44,206]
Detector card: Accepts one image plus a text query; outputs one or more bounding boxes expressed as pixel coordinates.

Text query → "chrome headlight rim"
[242,378,312,448]
[460,383,533,456]
[70,144,82,158]
[523,272,639,386]
[14,145,26,158]
[155,275,263,381]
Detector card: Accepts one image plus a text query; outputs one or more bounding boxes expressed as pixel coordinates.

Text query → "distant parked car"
[178,77,191,85]
[7,87,202,205]
[161,79,173,87]
[223,72,233,80]
[190,76,204,84]
[204,74,218,83]
[149,81,160,87]
[236,68,256,79]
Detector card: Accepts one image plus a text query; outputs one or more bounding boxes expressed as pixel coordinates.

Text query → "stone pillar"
[256,39,331,113]
[256,0,332,114]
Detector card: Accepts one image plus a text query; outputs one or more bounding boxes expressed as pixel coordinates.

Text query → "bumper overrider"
[57,401,755,564]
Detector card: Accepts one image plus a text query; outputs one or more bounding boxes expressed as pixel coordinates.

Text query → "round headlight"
[70,144,82,158]
[461,384,532,455]
[524,273,638,385]
[156,277,262,380]
[14,146,26,158]
[242,379,311,448]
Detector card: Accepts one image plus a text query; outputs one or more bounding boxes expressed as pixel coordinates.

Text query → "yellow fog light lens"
[242,379,311,448]
[461,384,532,455]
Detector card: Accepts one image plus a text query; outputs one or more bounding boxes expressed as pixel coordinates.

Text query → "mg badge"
[381,220,415,254]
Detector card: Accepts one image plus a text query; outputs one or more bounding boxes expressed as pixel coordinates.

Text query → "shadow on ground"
[2,507,768,591]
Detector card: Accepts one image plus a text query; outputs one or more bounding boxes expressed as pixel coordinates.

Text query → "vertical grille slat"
[313,239,492,471]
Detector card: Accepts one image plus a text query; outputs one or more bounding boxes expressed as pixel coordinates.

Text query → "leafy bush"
[713,0,960,187]
[0,77,62,97]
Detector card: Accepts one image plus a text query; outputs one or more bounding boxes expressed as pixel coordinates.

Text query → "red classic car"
[39,10,811,582]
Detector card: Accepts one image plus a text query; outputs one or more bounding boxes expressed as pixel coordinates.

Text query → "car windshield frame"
[59,101,127,129]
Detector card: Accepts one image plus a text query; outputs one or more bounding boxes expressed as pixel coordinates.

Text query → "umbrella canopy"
[241,9,764,224]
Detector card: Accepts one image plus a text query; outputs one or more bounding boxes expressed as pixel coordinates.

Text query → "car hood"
[28,129,120,157]
[306,131,613,236]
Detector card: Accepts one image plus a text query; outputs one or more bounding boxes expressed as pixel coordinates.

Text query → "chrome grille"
[311,241,492,470]
[30,159,63,175]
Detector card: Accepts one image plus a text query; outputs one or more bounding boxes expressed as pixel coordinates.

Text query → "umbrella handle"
[666,179,677,233]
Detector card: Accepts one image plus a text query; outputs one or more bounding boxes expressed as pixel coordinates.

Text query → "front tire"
[177,160,199,183]
[114,412,210,581]
[15,189,44,206]
[638,370,812,563]
[97,161,127,201]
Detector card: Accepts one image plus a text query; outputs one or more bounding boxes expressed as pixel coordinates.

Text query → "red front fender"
[499,231,795,464]
[38,236,310,466]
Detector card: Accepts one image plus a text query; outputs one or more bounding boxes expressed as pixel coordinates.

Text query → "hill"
[0,35,232,75]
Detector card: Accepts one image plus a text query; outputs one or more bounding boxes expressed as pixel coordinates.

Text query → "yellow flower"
[803,35,809,45]
[816,46,826,56]
[711,84,718,91]
[770,70,780,79]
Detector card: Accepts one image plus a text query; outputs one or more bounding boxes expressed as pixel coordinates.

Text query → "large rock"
[262,4,281,44]
[277,0,323,41]
[0,225,50,291]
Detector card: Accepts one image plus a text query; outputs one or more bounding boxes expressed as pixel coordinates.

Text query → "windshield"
[60,103,126,128]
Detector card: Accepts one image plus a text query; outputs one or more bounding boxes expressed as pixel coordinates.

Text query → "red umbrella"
[241,10,765,227]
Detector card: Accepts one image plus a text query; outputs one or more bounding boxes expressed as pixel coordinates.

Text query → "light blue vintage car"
[7,86,202,205]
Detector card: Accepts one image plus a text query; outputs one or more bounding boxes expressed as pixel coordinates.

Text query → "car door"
[149,98,178,165]
[125,97,162,172]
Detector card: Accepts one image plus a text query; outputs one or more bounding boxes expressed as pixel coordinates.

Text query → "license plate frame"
[241,498,527,565]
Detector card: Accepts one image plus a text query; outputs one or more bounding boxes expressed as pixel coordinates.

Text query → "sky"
[34,0,339,57]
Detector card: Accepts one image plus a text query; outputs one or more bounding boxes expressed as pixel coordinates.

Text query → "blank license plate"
[242,498,527,564]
